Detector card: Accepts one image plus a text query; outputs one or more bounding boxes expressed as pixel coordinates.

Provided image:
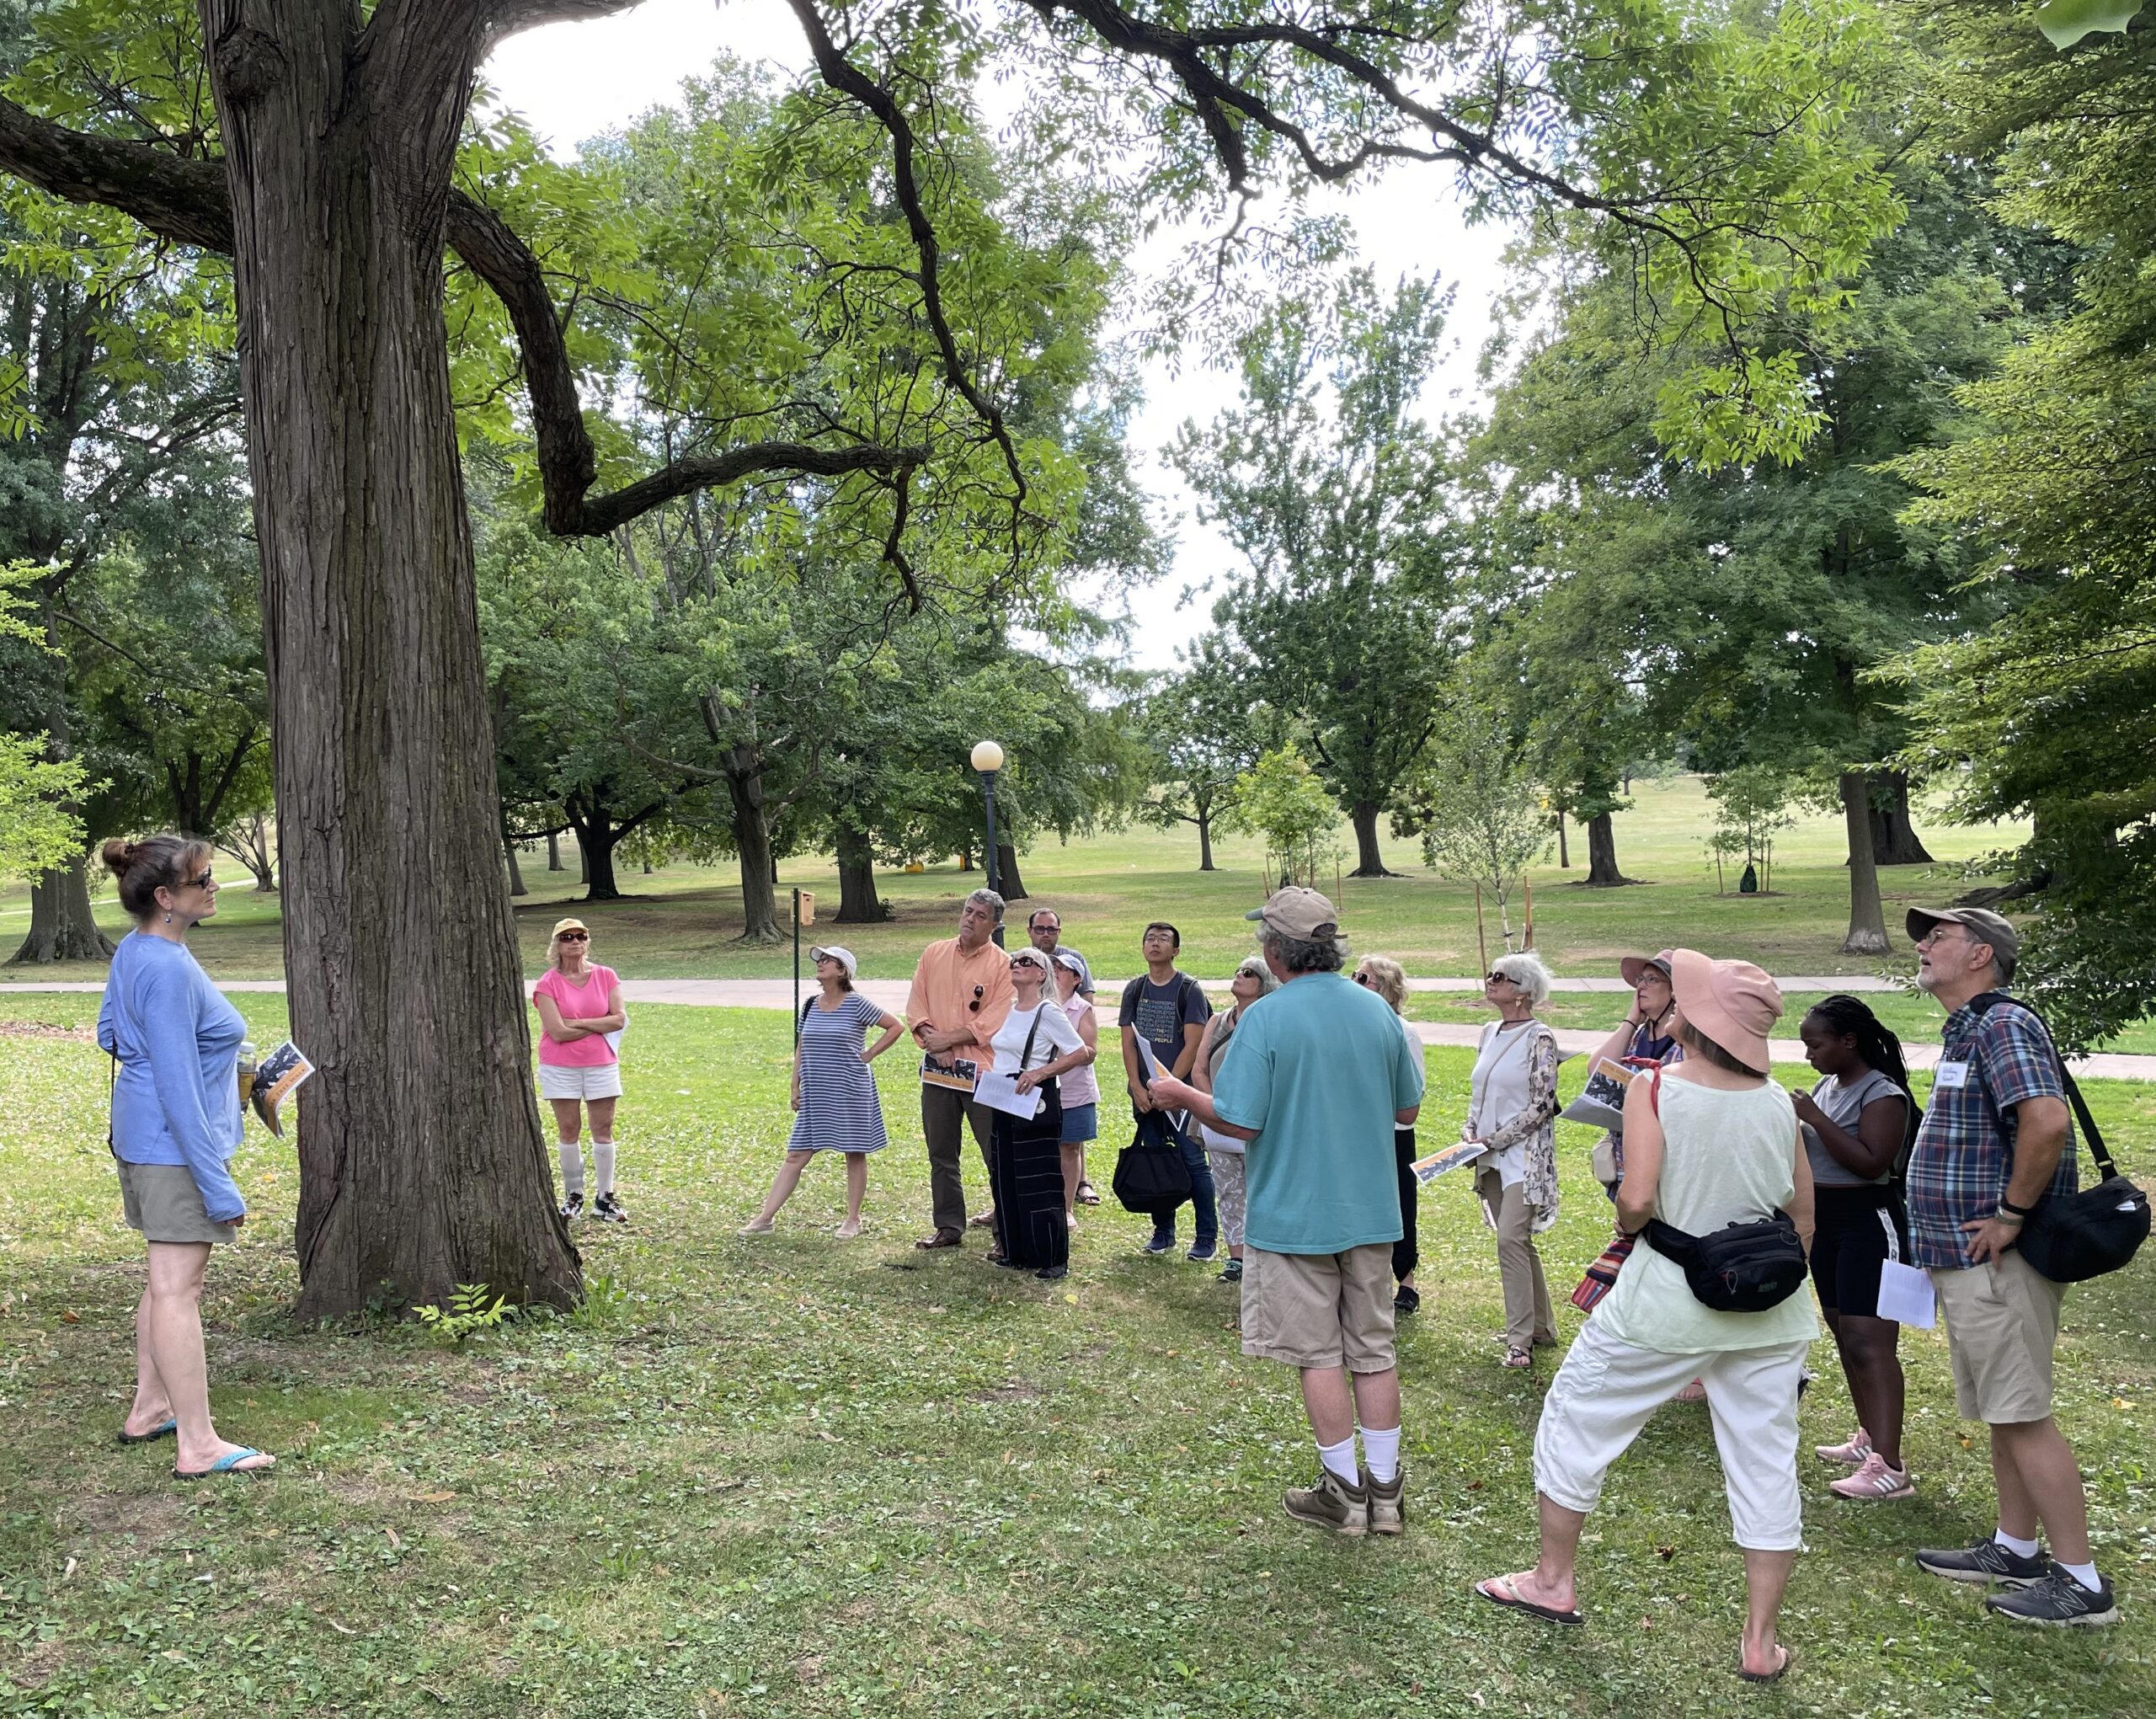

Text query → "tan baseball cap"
[551,917,589,938]
[1246,887,1340,942]
[1907,905,2019,969]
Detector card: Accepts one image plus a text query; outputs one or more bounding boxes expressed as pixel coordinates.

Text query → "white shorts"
[1533,1313,1808,1551]
[538,1061,622,1102]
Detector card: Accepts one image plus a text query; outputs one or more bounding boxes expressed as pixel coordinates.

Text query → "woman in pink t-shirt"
[532,916,626,1223]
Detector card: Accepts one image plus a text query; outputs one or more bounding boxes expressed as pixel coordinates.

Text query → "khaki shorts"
[1241,1244,1396,1372]
[1932,1251,2066,1424]
[117,1160,238,1246]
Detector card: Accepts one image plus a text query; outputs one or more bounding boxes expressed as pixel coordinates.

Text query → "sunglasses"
[184,869,214,889]
[1483,971,1513,985]
[967,984,985,1013]
[558,931,590,942]
[1353,972,1373,986]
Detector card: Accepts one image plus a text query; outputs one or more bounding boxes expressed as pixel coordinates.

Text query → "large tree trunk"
[1197,808,1215,873]
[723,765,782,942]
[1349,800,1393,877]
[9,851,115,964]
[1583,812,1633,886]
[579,817,622,902]
[1555,809,1569,868]
[1866,770,1935,865]
[1838,771,1891,953]
[503,826,527,898]
[993,841,1027,901]
[210,2,575,1318]
[835,823,884,923]
[546,829,563,872]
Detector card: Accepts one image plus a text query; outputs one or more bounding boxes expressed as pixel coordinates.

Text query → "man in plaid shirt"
[1903,906,2115,1627]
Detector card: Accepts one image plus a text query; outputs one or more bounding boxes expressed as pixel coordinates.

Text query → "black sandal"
[1075,1180,1101,1206]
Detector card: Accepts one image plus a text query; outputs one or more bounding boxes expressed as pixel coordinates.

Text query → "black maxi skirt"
[990,1077,1069,1271]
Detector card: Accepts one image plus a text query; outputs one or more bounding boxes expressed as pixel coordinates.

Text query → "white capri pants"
[1532,1313,1808,1551]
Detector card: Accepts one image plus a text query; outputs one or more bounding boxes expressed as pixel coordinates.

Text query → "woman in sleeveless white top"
[1476,953,1815,1684]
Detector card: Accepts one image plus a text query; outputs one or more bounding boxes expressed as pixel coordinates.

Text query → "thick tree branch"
[0,93,232,251]
[479,0,649,56]
[573,440,926,536]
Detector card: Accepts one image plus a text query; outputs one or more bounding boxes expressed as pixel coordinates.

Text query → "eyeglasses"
[968,984,985,1012]
[558,931,590,942]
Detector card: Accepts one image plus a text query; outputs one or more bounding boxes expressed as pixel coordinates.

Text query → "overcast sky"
[484,0,1513,670]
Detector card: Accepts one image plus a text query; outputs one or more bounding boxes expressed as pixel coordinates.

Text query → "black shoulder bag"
[1967,993,2148,1284]
[1639,1067,1810,1312]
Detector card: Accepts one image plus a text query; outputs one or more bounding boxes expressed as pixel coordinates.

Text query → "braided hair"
[1804,993,1919,1151]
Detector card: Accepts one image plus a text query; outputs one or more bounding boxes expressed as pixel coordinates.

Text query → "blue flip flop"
[173,1447,272,1481]
[116,1417,178,1446]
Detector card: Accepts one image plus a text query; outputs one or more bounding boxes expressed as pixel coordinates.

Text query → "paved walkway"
[8,975,2153,1081]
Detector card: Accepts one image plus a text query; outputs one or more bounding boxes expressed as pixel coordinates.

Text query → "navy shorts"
[1810,1183,1911,1319]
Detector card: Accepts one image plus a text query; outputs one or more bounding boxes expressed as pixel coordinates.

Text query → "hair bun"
[100,837,137,878]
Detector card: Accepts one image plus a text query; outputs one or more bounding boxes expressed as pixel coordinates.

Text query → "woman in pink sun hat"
[1476,950,1817,1684]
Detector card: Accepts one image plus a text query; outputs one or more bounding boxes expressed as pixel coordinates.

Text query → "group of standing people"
[88,824,2121,1655]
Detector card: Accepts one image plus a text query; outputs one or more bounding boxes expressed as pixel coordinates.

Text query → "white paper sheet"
[974,1067,1045,1119]
[1876,1259,1937,1328]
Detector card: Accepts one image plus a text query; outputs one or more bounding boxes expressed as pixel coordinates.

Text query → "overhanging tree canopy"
[0,0,1900,1314]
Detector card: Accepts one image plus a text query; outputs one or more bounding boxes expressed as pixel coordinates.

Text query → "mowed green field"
[1,776,2031,990]
[3,996,2153,1717]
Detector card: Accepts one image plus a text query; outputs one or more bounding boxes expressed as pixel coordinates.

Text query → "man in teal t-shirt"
[1150,887,1425,1540]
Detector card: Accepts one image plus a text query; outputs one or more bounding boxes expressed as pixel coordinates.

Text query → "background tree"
[1174,273,1459,875]
[1136,641,1262,872]
[1225,747,1339,891]
[1398,678,1550,950]
[0,0,1903,1312]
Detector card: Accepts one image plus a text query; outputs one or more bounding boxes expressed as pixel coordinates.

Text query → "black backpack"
[1963,993,2149,1284]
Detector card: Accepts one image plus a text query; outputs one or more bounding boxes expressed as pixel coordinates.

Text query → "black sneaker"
[1394,1284,1422,1316]
[559,1192,584,1221]
[1915,1539,2050,1588]
[1141,1233,1176,1256]
[1985,1568,2119,1626]
[1218,1259,1244,1284]
[593,1193,627,1224]
[1186,1244,1218,1263]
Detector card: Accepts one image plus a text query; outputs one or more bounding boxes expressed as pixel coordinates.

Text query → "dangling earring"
[162,911,172,924]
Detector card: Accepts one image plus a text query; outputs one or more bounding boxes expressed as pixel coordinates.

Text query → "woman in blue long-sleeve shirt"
[95,835,275,1479]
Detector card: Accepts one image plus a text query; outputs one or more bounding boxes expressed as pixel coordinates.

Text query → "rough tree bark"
[205,0,582,1316]
[835,823,884,924]
[723,762,783,943]
[994,842,1027,901]
[1349,801,1394,878]
[13,853,115,964]
[1583,812,1634,887]
[1866,770,1935,866]
[1838,771,1891,953]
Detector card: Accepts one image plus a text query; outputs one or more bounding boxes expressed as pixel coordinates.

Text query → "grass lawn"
[0,777,2054,997]
[4,996,2153,1716]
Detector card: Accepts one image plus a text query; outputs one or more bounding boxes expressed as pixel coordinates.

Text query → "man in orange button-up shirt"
[907,888,1015,1247]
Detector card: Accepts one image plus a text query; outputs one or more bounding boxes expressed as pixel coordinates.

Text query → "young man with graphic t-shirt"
[1118,921,1214,1259]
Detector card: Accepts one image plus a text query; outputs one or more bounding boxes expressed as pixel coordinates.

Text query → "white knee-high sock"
[558,1140,585,1197]
[592,1140,616,1197]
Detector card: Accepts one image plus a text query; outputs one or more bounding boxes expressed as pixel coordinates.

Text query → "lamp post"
[970,739,1006,948]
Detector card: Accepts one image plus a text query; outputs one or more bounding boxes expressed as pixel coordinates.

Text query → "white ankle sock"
[1994,1529,2041,1559]
[592,1140,616,1196]
[558,1140,584,1197]
[1317,1435,1359,1486]
[2057,1558,2101,1592]
[1360,1424,1401,1485]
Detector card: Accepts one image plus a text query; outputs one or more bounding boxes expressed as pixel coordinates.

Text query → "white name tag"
[1933,1060,1969,1089]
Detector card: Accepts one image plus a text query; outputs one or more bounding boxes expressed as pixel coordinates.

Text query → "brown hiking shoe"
[1283,1469,1368,1536]
[1364,1465,1406,1535]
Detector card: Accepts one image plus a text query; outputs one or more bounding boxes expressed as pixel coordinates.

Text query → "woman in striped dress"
[743,946,903,1237]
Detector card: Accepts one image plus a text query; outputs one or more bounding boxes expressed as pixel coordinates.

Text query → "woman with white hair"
[1466,950,1562,1368]
[743,945,903,1237]
[1191,954,1278,1285]
[986,945,1094,1278]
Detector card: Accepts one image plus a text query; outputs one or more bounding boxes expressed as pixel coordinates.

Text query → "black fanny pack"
[1645,1212,1809,1313]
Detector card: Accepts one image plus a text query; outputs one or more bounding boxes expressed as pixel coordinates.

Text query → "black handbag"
[1112,1108,1192,1215]
[1645,1213,1810,1313]
[1967,994,2151,1284]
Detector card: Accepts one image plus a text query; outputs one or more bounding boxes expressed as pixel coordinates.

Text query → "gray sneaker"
[1283,1469,1367,1536]
[1915,1539,2049,1587]
[1364,1465,1406,1536]
[1985,1569,2119,1627]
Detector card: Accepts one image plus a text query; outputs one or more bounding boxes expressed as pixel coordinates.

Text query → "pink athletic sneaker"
[1815,1427,1872,1466]
[1829,1451,1914,1501]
